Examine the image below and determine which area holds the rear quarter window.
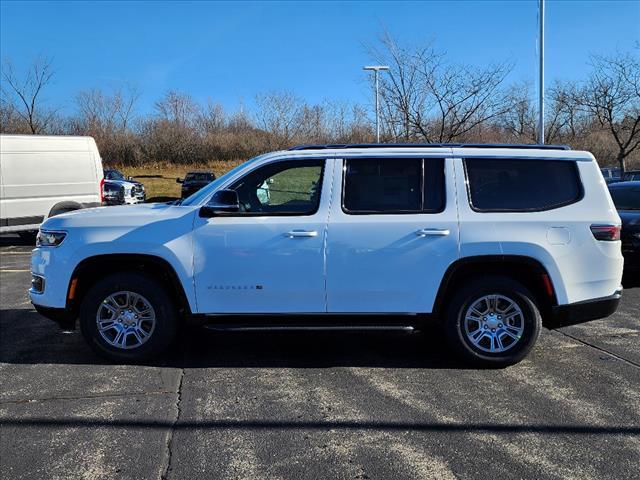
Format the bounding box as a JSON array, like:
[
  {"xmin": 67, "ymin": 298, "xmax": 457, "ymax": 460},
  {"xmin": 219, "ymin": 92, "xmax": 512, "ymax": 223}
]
[{"xmin": 464, "ymin": 158, "xmax": 583, "ymax": 212}]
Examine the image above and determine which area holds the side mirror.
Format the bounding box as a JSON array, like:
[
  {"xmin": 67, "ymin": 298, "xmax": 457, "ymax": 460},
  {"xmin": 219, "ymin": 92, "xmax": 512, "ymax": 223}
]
[
  {"xmin": 199, "ymin": 189, "xmax": 240, "ymax": 217},
  {"xmin": 176, "ymin": 178, "xmax": 184, "ymax": 184}
]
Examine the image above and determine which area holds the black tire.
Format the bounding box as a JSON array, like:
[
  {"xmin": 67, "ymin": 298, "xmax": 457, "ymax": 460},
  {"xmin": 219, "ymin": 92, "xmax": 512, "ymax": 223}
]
[
  {"xmin": 79, "ymin": 272, "xmax": 178, "ymax": 362},
  {"xmin": 49, "ymin": 207, "xmax": 77, "ymax": 217},
  {"xmin": 444, "ymin": 275, "xmax": 541, "ymax": 367}
]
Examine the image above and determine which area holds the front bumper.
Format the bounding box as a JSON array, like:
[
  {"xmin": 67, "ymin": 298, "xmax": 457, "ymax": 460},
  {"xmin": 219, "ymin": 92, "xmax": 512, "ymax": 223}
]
[
  {"xmin": 546, "ymin": 288, "xmax": 623, "ymax": 329},
  {"xmin": 124, "ymin": 194, "xmax": 146, "ymax": 204},
  {"xmin": 30, "ymin": 246, "xmax": 74, "ymax": 308},
  {"xmin": 103, "ymin": 196, "xmax": 124, "ymax": 206}
]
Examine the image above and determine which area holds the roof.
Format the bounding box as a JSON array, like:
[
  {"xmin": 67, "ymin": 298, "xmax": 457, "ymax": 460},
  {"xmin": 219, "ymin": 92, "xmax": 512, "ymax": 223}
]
[
  {"xmin": 289, "ymin": 143, "xmax": 571, "ymax": 151},
  {"xmin": 0, "ymin": 134, "xmax": 98, "ymax": 153}
]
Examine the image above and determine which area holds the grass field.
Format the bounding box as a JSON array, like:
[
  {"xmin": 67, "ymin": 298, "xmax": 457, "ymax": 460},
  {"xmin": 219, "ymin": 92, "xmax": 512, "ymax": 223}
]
[
  {"xmin": 115, "ymin": 160, "xmax": 243, "ymax": 201},
  {"xmin": 113, "ymin": 159, "xmax": 321, "ymax": 206}
]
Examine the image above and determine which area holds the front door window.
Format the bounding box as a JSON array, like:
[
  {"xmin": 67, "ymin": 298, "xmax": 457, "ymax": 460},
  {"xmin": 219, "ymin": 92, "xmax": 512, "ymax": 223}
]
[{"xmin": 229, "ymin": 160, "xmax": 324, "ymax": 215}]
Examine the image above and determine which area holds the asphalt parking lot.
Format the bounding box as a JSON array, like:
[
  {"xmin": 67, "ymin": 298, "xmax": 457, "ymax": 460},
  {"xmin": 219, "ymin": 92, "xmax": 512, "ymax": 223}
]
[{"xmin": 1, "ymin": 235, "xmax": 639, "ymax": 480}]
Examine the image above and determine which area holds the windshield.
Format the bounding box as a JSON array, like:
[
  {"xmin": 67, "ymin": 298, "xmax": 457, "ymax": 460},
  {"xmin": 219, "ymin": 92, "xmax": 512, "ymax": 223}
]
[
  {"xmin": 610, "ymin": 186, "xmax": 640, "ymax": 210},
  {"xmin": 185, "ymin": 172, "xmax": 214, "ymax": 182},
  {"xmin": 105, "ymin": 169, "xmax": 125, "ymax": 181},
  {"xmin": 179, "ymin": 154, "xmax": 268, "ymax": 206}
]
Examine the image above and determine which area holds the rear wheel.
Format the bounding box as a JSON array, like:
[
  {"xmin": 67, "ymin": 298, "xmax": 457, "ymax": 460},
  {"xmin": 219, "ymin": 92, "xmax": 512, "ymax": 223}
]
[
  {"xmin": 444, "ymin": 276, "xmax": 541, "ymax": 367},
  {"xmin": 49, "ymin": 207, "xmax": 78, "ymax": 217},
  {"xmin": 79, "ymin": 272, "xmax": 178, "ymax": 362}
]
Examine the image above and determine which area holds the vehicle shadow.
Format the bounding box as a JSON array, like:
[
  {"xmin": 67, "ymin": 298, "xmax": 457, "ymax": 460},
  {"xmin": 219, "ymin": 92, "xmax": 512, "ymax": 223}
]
[{"xmin": 0, "ymin": 308, "xmax": 467, "ymax": 369}]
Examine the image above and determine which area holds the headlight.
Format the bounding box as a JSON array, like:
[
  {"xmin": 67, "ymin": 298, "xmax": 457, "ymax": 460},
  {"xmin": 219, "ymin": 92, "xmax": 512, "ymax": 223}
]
[{"xmin": 36, "ymin": 230, "xmax": 67, "ymax": 247}]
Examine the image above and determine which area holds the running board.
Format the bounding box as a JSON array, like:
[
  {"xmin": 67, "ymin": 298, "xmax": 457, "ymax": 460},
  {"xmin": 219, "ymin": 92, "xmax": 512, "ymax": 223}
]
[{"xmin": 203, "ymin": 324, "xmax": 417, "ymax": 333}]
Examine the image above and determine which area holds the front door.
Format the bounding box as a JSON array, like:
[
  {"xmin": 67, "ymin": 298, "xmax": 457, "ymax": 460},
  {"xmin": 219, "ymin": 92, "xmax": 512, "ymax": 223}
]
[
  {"xmin": 326, "ymin": 156, "xmax": 459, "ymax": 313},
  {"xmin": 192, "ymin": 158, "xmax": 331, "ymax": 314}
]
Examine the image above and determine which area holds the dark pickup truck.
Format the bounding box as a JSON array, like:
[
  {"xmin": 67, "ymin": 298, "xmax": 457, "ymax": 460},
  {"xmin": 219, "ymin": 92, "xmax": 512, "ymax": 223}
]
[{"xmin": 177, "ymin": 171, "xmax": 216, "ymax": 199}]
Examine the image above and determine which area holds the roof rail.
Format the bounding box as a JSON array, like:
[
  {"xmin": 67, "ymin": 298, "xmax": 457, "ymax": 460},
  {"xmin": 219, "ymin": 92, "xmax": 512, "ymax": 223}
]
[{"xmin": 288, "ymin": 143, "xmax": 572, "ymax": 151}]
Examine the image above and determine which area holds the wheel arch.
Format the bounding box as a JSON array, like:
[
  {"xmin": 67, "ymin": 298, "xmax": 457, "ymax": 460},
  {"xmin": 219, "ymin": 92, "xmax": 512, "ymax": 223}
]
[
  {"xmin": 48, "ymin": 201, "xmax": 83, "ymax": 218},
  {"xmin": 67, "ymin": 253, "xmax": 193, "ymax": 319},
  {"xmin": 432, "ymin": 255, "xmax": 558, "ymax": 320}
]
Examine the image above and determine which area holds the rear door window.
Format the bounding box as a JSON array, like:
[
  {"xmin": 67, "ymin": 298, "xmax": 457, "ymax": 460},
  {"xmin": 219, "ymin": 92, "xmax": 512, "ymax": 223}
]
[
  {"xmin": 343, "ymin": 158, "xmax": 445, "ymax": 214},
  {"xmin": 464, "ymin": 159, "xmax": 582, "ymax": 212}
]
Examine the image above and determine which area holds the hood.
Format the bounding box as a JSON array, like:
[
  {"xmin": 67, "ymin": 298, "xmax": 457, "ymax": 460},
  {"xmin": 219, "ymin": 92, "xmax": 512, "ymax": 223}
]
[
  {"xmin": 41, "ymin": 203, "xmax": 192, "ymax": 231},
  {"xmin": 183, "ymin": 180, "xmax": 212, "ymax": 187},
  {"xmin": 105, "ymin": 179, "xmax": 143, "ymax": 188}
]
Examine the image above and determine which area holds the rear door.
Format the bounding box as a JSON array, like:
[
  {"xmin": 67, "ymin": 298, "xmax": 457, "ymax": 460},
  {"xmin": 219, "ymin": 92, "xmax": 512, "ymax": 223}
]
[{"xmin": 325, "ymin": 156, "xmax": 459, "ymax": 313}]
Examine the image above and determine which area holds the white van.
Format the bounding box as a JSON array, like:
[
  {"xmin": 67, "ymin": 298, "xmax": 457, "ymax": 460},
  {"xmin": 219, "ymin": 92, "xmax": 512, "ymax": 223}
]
[{"xmin": 0, "ymin": 135, "xmax": 104, "ymax": 238}]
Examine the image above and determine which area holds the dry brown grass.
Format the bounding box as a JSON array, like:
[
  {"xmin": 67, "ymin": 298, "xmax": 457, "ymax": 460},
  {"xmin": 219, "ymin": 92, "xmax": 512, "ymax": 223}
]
[{"xmin": 112, "ymin": 160, "xmax": 244, "ymax": 201}]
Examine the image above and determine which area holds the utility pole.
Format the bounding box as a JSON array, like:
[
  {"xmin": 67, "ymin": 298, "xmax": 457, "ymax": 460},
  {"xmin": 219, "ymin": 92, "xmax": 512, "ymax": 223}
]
[
  {"xmin": 364, "ymin": 65, "xmax": 389, "ymax": 143},
  {"xmin": 538, "ymin": 0, "xmax": 545, "ymax": 144}
]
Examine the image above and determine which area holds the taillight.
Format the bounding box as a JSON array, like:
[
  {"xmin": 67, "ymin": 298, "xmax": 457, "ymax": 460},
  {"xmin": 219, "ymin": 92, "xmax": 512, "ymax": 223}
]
[
  {"xmin": 590, "ymin": 224, "xmax": 621, "ymax": 241},
  {"xmin": 100, "ymin": 177, "xmax": 105, "ymax": 204}
]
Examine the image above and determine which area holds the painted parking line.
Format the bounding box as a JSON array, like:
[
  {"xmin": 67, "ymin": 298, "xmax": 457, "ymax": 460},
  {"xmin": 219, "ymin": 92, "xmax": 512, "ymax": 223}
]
[
  {"xmin": 0, "ymin": 252, "xmax": 32, "ymax": 255},
  {"xmin": 0, "ymin": 269, "xmax": 30, "ymax": 272}
]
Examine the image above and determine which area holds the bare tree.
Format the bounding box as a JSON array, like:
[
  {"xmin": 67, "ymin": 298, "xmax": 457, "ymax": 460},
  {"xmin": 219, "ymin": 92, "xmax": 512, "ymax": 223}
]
[
  {"xmin": 324, "ymin": 100, "xmax": 372, "ymax": 143},
  {"xmin": 0, "ymin": 98, "xmax": 25, "ymax": 133},
  {"xmin": 575, "ymin": 52, "xmax": 640, "ymax": 173},
  {"xmin": 76, "ymin": 85, "xmax": 139, "ymax": 133},
  {"xmin": 154, "ymin": 90, "xmax": 199, "ymax": 127},
  {"xmin": 198, "ymin": 100, "xmax": 226, "ymax": 134},
  {"xmin": 227, "ymin": 107, "xmax": 253, "ymax": 132},
  {"xmin": 372, "ymin": 34, "xmax": 513, "ymax": 143},
  {"xmin": 422, "ymin": 60, "xmax": 513, "ymax": 142},
  {"xmin": 371, "ymin": 33, "xmax": 430, "ymax": 140},
  {"xmin": 73, "ymin": 86, "xmax": 140, "ymax": 165},
  {"xmin": 501, "ymin": 82, "xmax": 537, "ymax": 142},
  {"xmin": 1, "ymin": 57, "xmax": 56, "ymax": 134},
  {"xmin": 255, "ymin": 91, "xmax": 305, "ymax": 148}
]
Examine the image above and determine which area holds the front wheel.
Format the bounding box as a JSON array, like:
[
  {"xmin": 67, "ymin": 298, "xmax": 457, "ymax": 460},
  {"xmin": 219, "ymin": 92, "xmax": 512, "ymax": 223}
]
[
  {"xmin": 79, "ymin": 272, "xmax": 178, "ymax": 362},
  {"xmin": 444, "ymin": 276, "xmax": 542, "ymax": 367}
]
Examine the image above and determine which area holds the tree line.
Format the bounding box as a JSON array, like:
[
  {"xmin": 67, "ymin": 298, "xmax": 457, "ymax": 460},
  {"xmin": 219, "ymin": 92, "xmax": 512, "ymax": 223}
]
[{"xmin": 2, "ymin": 37, "xmax": 639, "ymax": 171}]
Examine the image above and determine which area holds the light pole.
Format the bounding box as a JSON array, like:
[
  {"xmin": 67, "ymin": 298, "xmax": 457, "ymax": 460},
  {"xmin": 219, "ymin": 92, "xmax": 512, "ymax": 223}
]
[
  {"xmin": 364, "ymin": 65, "xmax": 389, "ymax": 143},
  {"xmin": 538, "ymin": 0, "xmax": 545, "ymax": 144}
]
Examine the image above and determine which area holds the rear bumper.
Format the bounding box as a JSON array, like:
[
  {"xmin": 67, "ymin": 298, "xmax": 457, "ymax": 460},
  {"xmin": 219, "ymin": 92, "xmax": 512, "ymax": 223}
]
[{"xmin": 546, "ymin": 288, "xmax": 622, "ymax": 329}]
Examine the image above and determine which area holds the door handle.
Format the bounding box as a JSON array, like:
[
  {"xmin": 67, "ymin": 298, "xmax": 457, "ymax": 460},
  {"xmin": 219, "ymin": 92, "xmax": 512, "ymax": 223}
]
[
  {"xmin": 416, "ymin": 228, "xmax": 450, "ymax": 237},
  {"xmin": 285, "ymin": 230, "xmax": 318, "ymax": 238}
]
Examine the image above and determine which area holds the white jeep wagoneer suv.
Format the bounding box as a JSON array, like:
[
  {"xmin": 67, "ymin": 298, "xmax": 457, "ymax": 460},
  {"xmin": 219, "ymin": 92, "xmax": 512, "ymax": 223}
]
[{"xmin": 30, "ymin": 144, "xmax": 624, "ymax": 366}]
